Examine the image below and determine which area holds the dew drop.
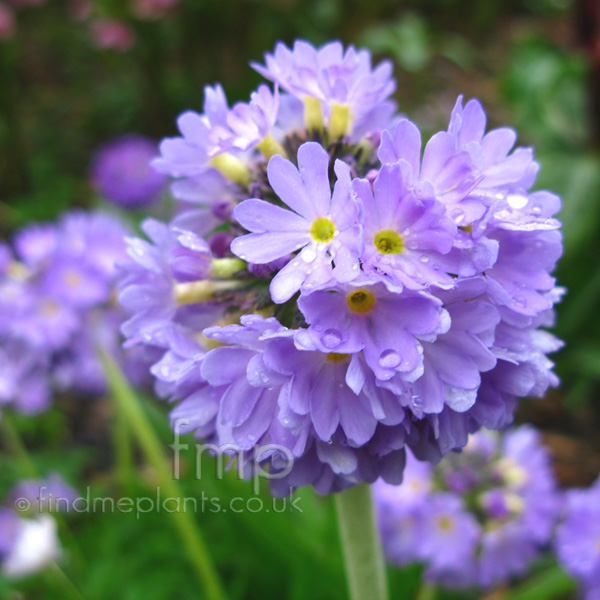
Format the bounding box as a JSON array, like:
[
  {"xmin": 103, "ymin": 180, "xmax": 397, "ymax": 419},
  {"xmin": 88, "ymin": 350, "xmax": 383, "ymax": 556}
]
[
  {"xmin": 303, "ymin": 248, "xmax": 317, "ymax": 263},
  {"xmin": 507, "ymin": 194, "xmax": 528, "ymax": 209},
  {"xmin": 379, "ymin": 349, "xmax": 401, "ymax": 368},
  {"xmin": 411, "ymin": 394, "xmax": 423, "ymax": 408},
  {"xmin": 451, "ymin": 208, "xmax": 465, "ymax": 225},
  {"xmin": 419, "ymin": 255, "xmax": 430, "ymax": 263},
  {"xmin": 514, "ymin": 295, "xmax": 527, "ymax": 308},
  {"xmin": 322, "ymin": 328, "xmax": 342, "ymax": 349},
  {"xmin": 292, "ymin": 261, "xmax": 300, "ymax": 267}
]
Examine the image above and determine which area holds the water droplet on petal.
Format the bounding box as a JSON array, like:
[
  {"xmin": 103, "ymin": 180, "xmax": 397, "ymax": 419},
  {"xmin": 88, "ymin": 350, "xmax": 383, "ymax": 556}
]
[
  {"xmin": 379, "ymin": 349, "xmax": 401, "ymax": 369},
  {"xmin": 507, "ymin": 194, "xmax": 528, "ymax": 209},
  {"xmin": 419, "ymin": 255, "xmax": 430, "ymax": 263},
  {"xmin": 411, "ymin": 394, "xmax": 423, "ymax": 408},
  {"xmin": 303, "ymin": 248, "xmax": 317, "ymax": 263},
  {"xmin": 514, "ymin": 295, "xmax": 527, "ymax": 308},
  {"xmin": 322, "ymin": 328, "xmax": 342, "ymax": 349},
  {"xmin": 451, "ymin": 208, "xmax": 465, "ymax": 225}
]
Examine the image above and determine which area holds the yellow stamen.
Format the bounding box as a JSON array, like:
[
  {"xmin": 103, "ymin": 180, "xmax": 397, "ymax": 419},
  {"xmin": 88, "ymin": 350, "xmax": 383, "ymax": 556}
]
[
  {"xmin": 374, "ymin": 230, "xmax": 404, "ymax": 254},
  {"xmin": 328, "ymin": 103, "xmax": 352, "ymax": 139},
  {"xmin": 326, "ymin": 353, "xmax": 350, "ymax": 363},
  {"xmin": 210, "ymin": 258, "xmax": 246, "ymax": 279},
  {"xmin": 310, "ymin": 217, "xmax": 335, "ymax": 243},
  {"xmin": 303, "ymin": 97, "xmax": 324, "ymax": 132},
  {"xmin": 256, "ymin": 134, "xmax": 287, "ymax": 161},
  {"xmin": 210, "ymin": 153, "xmax": 251, "ymax": 186},
  {"xmin": 174, "ymin": 280, "xmax": 241, "ymax": 306}
]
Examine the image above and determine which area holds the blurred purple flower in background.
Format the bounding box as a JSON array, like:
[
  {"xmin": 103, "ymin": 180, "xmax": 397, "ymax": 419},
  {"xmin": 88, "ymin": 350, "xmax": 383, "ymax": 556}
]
[
  {"xmin": 375, "ymin": 426, "xmax": 562, "ymax": 590},
  {"xmin": 90, "ymin": 135, "xmax": 167, "ymax": 208},
  {"xmin": 0, "ymin": 210, "xmax": 154, "ymax": 416},
  {"xmin": 556, "ymin": 476, "xmax": 600, "ymax": 600}
]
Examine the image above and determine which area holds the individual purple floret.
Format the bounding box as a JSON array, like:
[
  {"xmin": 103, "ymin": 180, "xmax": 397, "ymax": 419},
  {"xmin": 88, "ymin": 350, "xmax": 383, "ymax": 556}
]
[
  {"xmin": 354, "ymin": 164, "xmax": 457, "ymax": 290},
  {"xmin": 90, "ymin": 135, "xmax": 167, "ymax": 208},
  {"xmin": 298, "ymin": 278, "xmax": 448, "ymax": 381},
  {"xmin": 231, "ymin": 141, "xmax": 362, "ymax": 302},
  {"xmin": 122, "ymin": 39, "xmax": 563, "ymax": 497},
  {"xmin": 556, "ymin": 477, "xmax": 600, "ymax": 600},
  {"xmin": 375, "ymin": 426, "xmax": 562, "ymax": 590},
  {"xmin": 252, "ymin": 40, "xmax": 396, "ymax": 138}
]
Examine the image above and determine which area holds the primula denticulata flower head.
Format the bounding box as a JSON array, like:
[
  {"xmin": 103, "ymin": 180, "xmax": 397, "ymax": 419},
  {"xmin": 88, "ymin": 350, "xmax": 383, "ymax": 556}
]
[
  {"xmin": 375, "ymin": 426, "xmax": 562, "ymax": 590},
  {"xmin": 120, "ymin": 38, "xmax": 564, "ymax": 495}
]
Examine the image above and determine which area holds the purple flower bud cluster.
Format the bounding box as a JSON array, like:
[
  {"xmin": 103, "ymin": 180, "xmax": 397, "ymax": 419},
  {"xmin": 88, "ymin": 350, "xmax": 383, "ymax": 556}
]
[
  {"xmin": 0, "ymin": 210, "xmax": 154, "ymax": 415},
  {"xmin": 90, "ymin": 135, "xmax": 167, "ymax": 208},
  {"xmin": 375, "ymin": 426, "xmax": 562, "ymax": 589},
  {"xmin": 556, "ymin": 476, "xmax": 600, "ymax": 600},
  {"xmin": 119, "ymin": 39, "xmax": 564, "ymax": 494}
]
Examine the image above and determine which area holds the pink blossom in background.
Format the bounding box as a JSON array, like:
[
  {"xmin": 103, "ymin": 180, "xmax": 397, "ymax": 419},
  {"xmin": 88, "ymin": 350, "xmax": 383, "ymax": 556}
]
[
  {"xmin": 8, "ymin": 0, "xmax": 46, "ymax": 7},
  {"xmin": 69, "ymin": 0, "xmax": 91, "ymax": 21},
  {"xmin": 0, "ymin": 3, "xmax": 15, "ymax": 40},
  {"xmin": 132, "ymin": 0, "xmax": 179, "ymax": 19},
  {"xmin": 90, "ymin": 18, "xmax": 135, "ymax": 52}
]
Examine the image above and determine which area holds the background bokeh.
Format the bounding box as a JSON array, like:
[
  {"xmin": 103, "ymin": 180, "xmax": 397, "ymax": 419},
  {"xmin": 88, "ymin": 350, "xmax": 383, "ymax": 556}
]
[{"xmin": 0, "ymin": 0, "xmax": 599, "ymax": 598}]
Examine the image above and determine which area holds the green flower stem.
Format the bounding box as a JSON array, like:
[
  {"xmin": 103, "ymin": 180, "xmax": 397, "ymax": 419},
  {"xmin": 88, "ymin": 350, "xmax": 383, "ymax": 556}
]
[
  {"xmin": 415, "ymin": 582, "xmax": 437, "ymax": 600},
  {"xmin": 335, "ymin": 483, "xmax": 389, "ymax": 600},
  {"xmin": 99, "ymin": 350, "xmax": 227, "ymax": 600},
  {"xmin": 43, "ymin": 563, "xmax": 85, "ymax": 600},
  {"xmin": 1, "ymin": 414, "xmax": 37, "ymax": 478},
  {"xmin": 113, "ymin": 404, "xmax": 135, "ymax": 495},
  {"xmin": 503, "ymin": 566, "xmax": 576, "ymax": 600}
]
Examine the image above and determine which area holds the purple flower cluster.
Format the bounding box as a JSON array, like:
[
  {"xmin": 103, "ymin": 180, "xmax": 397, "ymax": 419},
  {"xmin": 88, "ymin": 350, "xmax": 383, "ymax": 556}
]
[
  {"xmin": 375, "ymin": 426, "xmax": 562, "ymax": 589},
  {"xmin": 120, "ymin": 39, "xmax": 563, "ymax": 494},
  {"xmin": 0, "ymin": 210, "xmax": 153, "ymax": 415},
  {"xmin": 90, "ymin": 135, "xmax": 167, "ymax": 208},
  {"xmin": 556, "ymin": 477, "xmax": 600, "ymax": 600}
]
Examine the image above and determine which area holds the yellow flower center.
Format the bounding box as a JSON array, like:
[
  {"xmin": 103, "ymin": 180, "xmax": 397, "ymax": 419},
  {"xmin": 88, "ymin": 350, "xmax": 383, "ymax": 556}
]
[
  {"xmin": 65, "ymin": 271, "xmax": 82, "ymax": 288},
  {"xmin": 374, "ymin": 230, "xmax": 403, "ymax": 254},
  {"xmin": 347, "ymin": 289, "xmax": 376, "ymax": 314},
  {"xmin": 436, "ymin": 515, "xmax": 454, "ymax": 532},
  {"xmin": 310, "ymin": 217, "xmax": 336, "ymax": 243},
  {"xmin": 40, "ymin": 300, "xmax": 59, "ymax": 317}
]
